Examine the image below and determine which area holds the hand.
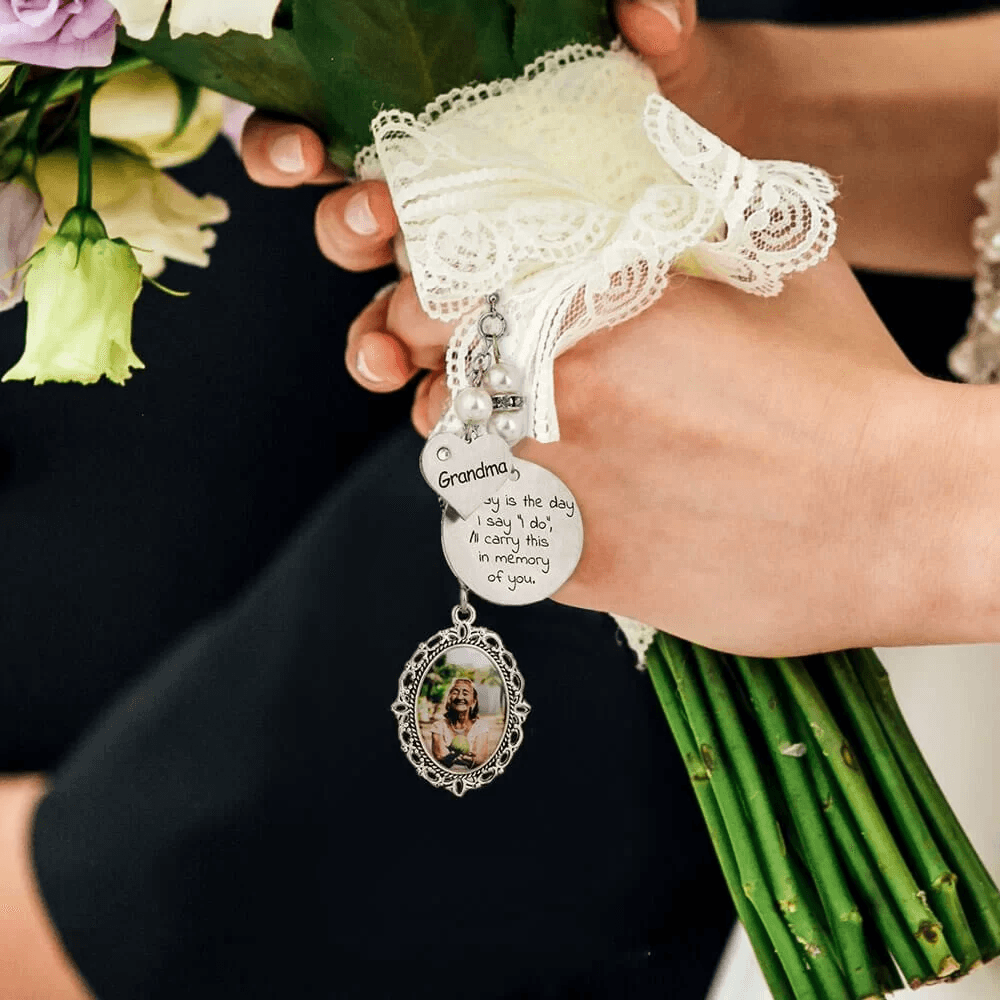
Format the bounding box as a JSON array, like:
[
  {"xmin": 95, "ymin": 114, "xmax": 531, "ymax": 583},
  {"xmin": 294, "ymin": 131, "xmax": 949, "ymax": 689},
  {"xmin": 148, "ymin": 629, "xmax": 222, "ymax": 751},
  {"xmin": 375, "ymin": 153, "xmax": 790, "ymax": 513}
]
[
  {"xmin": 236, "ymin": 0, "xmax": 740, "ymax": 398},
  {"xmin": 253, "ymin": 116, "xmax": 980, "ymax": 655},
  {"xmin": 0, "ymin": 773, "xmax": 94, "ymax": 998},
  {"xmin": 236, "ymin": 8, "xmax": 997, "ymax": 654},
  {"xmin": 389, "ymin": 253, "xmax": 963, "ymax": 658},
  {"xmin": 614, "ymin": 0, "xmax": 763, "ymax": 155}
]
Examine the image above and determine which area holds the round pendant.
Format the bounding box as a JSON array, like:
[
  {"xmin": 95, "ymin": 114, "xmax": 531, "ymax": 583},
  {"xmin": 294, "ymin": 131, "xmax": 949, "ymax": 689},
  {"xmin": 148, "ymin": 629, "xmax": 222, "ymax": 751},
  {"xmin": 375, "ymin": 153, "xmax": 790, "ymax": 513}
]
[
  {"xmin": 441, "ymin": 459, "xmax": 583, "ymax": 606},
  {"xmin": 391, "ymin": 603, "xmax": 530, "ymax": 796}
]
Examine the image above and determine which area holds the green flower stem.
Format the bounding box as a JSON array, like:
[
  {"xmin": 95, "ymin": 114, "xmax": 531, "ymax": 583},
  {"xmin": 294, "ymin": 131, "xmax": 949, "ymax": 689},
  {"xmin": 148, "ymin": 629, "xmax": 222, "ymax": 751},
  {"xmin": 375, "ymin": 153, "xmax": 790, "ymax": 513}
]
[
  {"xmin": 795, "ymin": 698, "xmax": 933, "ymax": 988},
  {"xmin": 1, "ymin": 54, "xmax": 152, "ymax": 117},
  {"xmin": 849, "ymin": 646, "xmax": 1000, "ymax": 962},
  {"xmin": 0, "ymin": 70, "xmax": 65, "ymax": 183},
  {"xmin": 818, "ymin": 652, "xmax": 980, "ymax": 973},
  {"xmin": 75, "ymin": 69, "xmax": 95, "ymax": 211},
  {"xmin": 732, "ymin": 655, "xmax": 881, "ymax": 1000},
  {"xmin": 690, "ymin": 644, "xmax": 852, "ymax": 1000},
  {"xmin": 655, "ymin": 634, "xmax": 824, "ymax": 1000},
  {"xmin": 18, "ymin": 71, "xmax": 65, "ymax": 149},
  {"xmin": 645, "ymin": 643, "xmax": 796, "ymax": 1000},
  {"xmin": 775, "ymin": 657, "xmax": 960, "ymax": 980}
]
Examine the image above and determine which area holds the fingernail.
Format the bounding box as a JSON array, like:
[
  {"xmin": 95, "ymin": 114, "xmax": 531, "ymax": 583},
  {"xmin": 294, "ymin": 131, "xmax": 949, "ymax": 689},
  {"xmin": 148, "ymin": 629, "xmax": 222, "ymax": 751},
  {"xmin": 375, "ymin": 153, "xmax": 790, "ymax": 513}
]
[
  {"xmin": 427, "ymin": 377, "xmax": 449, "ymax": 420},
  {"xmin": 371, "ymin": 280, "xmax": 398, "ymax": 303},
  {"xmin": 355, "ymin": 344, "xmax": 386, "ymax": 385},
  {"xmin": 345, "ymin": 190, "xmax": 379, "ymax": 236},
  {"xmin": 638, "ymin": 0, "xmax": 682, "ymax": 32},
  {"xmin": 269, "ymin": 132, "xmax": 305, "ymax": 173}
]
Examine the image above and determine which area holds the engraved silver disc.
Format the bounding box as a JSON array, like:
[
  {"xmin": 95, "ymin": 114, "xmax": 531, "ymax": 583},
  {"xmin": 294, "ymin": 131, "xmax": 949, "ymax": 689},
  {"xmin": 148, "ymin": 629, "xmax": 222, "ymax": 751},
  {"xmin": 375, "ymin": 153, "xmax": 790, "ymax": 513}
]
[
  {"xmin": 391, "ymin": 603, "xmax": 529, "ymax": 796},
  {"xmin": 441, "ymin": 459, "xmax": 583, "ymax": 606}
]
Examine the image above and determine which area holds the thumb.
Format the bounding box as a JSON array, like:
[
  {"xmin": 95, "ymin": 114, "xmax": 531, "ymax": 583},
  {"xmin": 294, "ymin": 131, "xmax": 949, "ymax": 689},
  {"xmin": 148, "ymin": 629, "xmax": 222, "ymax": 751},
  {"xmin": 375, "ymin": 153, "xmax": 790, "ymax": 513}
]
[{"xmin": 614, "ymin": 0, "xmax": 698, "ymax": 77}]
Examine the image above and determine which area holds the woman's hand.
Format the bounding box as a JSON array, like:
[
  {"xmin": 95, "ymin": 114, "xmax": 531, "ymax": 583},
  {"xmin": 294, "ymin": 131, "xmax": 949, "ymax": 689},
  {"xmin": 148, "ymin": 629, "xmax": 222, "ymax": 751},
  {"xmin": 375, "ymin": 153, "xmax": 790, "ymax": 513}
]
[
  {"xmin": 237, "ymin": 5, "xmax": 1000, "ymax": 654},
  {"xmin": 236, "ymin": 0, "xmax": 744, "ymax": 283},
  {"xmin": 240, "ymin": 2, "xmax": 1000, "ymax": 277},
  {"xmin": 244, "ymin": 125, "xmax": 991, "ymax": 655},
  {"xmin": 0, "ymin": 774, "xmax": 95, "ymax": 998},
  {"xmin": 351, "ymin": 250, "xmax": 972, "ymax": 658},
  {"xmin": 236, "ymin": 0, "xmax": 717, "ymax": 395}
]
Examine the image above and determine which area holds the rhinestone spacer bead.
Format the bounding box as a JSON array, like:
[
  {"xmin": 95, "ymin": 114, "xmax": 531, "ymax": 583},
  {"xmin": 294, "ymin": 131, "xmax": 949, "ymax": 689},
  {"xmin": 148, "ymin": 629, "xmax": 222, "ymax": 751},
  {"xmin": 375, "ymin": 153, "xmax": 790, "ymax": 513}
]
[{"xmin": 491, "ymin": 394, "xmax": 524, "ymax": 411}]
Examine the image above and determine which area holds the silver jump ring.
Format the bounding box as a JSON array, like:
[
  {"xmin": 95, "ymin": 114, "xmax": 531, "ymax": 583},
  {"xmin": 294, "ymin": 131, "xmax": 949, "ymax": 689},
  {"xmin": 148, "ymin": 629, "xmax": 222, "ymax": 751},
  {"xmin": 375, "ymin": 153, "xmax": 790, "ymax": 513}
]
[
  {"xmin": 478, "ymin": 311, "xmax": 507, "ymax": 340},
  {"xmin": 452, "ymin": 592, "xmax": 476, "ymax": 626}
]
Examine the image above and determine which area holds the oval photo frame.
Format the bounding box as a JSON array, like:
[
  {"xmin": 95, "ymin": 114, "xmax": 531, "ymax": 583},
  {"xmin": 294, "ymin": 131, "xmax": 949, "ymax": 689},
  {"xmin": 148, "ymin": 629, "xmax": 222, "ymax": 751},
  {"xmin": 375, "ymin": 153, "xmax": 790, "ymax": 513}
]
[{"xmin": 391, "ymin": 606, "xmax": 530, "ymax": 796}]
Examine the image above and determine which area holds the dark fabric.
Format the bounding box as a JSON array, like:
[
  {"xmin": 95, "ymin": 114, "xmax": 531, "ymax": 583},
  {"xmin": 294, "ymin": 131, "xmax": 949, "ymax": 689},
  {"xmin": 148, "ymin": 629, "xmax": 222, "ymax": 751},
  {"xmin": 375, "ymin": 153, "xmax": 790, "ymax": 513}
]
[
  {"xmin": 701, "ymin": 0, "xmax": 990, "ymax": 23},
  {"xmin": 32, "ymin": 427, "xmax": 734, "ymax": 1000},
  {"xmin": 0, "ymin": 139, "xmax": 409, "ymax": 772}
]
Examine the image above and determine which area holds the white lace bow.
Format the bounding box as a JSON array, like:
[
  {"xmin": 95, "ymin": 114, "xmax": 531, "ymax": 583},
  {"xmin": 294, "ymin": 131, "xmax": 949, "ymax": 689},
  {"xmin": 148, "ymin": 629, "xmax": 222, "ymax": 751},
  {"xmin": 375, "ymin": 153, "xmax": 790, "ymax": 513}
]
[
  {"xmin": 356, "ymin": 40, "xmax": 837, "ymax": 446},
  {"xmin": 356, "ymin": 40, "xmax": 838, "ymax": 664}
]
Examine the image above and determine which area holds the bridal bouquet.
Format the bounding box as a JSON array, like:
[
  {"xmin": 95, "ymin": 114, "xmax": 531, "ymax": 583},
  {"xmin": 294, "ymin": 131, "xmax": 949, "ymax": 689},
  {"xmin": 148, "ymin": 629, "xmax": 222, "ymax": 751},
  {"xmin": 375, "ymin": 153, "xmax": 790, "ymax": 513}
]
[{"xmin": 1, "ymin": 3, "xmax": 998, "ymax": 998}]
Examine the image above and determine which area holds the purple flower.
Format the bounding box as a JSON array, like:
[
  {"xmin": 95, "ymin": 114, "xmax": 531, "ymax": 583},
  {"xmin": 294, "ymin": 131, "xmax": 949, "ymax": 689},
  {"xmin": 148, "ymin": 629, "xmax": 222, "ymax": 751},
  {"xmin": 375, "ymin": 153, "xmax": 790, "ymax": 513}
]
[
  {"xmin": 220, "ymin": 97, "xmax": 253, "ymax": 155},
  {"xmin": 0, "ymin": 177, "xmax": 45, "ymax": 312},
  {"xmin": 0, "ymin": 0, "xmax": 118, "ymax": 69}
]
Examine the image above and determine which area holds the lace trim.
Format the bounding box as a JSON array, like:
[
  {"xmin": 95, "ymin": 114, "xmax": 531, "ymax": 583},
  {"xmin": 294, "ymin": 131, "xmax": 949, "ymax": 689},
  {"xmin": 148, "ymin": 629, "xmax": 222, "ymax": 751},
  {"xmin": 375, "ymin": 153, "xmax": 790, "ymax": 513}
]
[
  {"xmin": 356, "ymin": 40, "xmax": 838, "ymax": 444},
  {"xmin": 950, "ymin": 149, "xmax": 1000, "ymax": 382},
  {"xmin": 612, "ymin": 615, "xmax": 658, "ymax": 670}
]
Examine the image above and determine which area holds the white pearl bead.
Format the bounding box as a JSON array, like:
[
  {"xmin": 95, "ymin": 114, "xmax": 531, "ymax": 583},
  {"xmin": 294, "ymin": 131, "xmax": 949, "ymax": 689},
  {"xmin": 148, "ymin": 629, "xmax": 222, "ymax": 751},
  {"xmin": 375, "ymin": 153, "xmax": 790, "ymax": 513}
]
[
  {"xmin": 484, "ymin": 363, "xmax": 518, "ymax": 394},
  {"xmin": 489, "ymin": 411, "xmax": 523, "ymax": 443},
  {"xmin": 438, "ymin": 409, "xmax": 466, "ymax": 435},
  {"xmin": 454, "ymin": 387, "xmax": 493, "ymax": 424}
]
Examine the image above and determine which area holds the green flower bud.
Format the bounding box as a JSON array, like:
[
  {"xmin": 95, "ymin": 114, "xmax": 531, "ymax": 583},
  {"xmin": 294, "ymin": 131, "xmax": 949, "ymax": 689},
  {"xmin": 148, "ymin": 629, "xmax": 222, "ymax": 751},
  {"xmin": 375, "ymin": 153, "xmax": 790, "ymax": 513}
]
[{"xmin": 3, "ymin": 206, "xmax": 143, "ymax": 386}]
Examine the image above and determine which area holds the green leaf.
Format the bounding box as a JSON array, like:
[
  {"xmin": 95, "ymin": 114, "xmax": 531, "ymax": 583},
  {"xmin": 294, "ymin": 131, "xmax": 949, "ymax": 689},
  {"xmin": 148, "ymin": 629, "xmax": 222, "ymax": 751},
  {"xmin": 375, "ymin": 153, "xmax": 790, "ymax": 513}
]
[
  {"xmin": 509, "ymin": 0, "xmax": 613, "ymax": 67},
  {"xmin": 168, "ymin": 75, "xmax": 201, "ymax": 141},
  {"xmin": 12, "ymin": 64, "xmax": 31, "ymax": 96},
  {"xmin": 291, "ymin": 0, "xmax": 517, "ymax": 156},
  {"xmin": 117, "ymin": 25, "xmax": 332, "ymax": 138},
  {"xmin": 117, "ymin": 1, "xmax": 613, "ymax": 172}
]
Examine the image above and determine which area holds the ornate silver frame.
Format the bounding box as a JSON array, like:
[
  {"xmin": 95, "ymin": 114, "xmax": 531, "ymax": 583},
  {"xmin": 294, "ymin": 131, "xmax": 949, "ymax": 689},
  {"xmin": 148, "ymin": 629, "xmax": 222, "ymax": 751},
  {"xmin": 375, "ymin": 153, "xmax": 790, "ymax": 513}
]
[{"xmin": 391, "ymin": 604, "xmax": 530, "ymax": 796}]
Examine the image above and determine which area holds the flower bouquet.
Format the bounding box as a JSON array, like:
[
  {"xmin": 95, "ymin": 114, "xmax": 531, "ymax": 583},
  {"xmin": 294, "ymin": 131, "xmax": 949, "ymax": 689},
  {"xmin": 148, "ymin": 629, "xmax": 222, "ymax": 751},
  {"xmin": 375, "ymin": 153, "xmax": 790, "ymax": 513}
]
[{"xmin": 1, "ymin": 2, "xmax": 998, "ymax": 998}]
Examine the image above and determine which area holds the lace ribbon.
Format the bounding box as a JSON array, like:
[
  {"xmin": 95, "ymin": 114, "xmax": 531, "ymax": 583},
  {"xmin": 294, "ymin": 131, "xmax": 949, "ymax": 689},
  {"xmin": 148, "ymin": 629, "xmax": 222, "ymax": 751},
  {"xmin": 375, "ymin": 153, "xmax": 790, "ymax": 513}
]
[
  {"xmin": 950, "ymin": 149, "xmax": 1000, "ymax": 382},
  {"xmin": 356, "ymin": 40, "xmax": 837, "ymax": 444},
  {"xmin": 356, "ymin": 40, "xmax": 838, "ymax": 664}
]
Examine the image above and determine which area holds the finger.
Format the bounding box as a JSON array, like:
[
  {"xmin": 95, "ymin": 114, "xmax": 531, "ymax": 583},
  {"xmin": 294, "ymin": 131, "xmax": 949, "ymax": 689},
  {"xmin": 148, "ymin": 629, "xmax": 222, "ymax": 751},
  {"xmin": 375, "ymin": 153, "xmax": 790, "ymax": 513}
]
[
  {"xmin": 615, "ymin": 0, "xmax": 696, "ymax": 62},
  {"xmin": 241, "ymin": 113, "xmax": 344, "ymax": 188},
  {"xmin": 384, "ymin": 277, "xmax": 454, "ymax": 370},
  {"xmin": 314, "ymin": 181, "xmax": 399, "ymax": 272},
  {"xmin": 411, "ymin": 369, "xmax": 449, "ymax": 437},
  {"xmin": 345, "ymin": 283, "xmax": 419, "ymax": 392}
]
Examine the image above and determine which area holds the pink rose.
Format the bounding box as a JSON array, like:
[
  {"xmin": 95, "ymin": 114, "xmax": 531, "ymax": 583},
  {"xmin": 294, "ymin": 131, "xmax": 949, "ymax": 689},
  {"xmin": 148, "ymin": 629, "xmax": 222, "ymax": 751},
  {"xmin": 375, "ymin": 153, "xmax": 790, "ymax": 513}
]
[{"xmin": 0, "ymin": 0, "xmax": 118, "ymax": 69}]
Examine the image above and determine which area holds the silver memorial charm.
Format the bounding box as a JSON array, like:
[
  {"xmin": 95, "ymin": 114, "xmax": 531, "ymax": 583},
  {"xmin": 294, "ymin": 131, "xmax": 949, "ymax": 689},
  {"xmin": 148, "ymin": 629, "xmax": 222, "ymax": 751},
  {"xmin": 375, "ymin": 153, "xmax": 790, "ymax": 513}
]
[
  {"xmin": 441, "ymin": 459, "xmax": 583, "ymax": 606},
  {"xmin": 398, "ymin": 291, "xmax": 582, "ymax": 792},
  {"xmin": 392, "ymin": 599, "xmax": 530, "ymax": 796},
  {"xmin": 419, "ymin": 432, "xmax": 512, "ymax": 519}
]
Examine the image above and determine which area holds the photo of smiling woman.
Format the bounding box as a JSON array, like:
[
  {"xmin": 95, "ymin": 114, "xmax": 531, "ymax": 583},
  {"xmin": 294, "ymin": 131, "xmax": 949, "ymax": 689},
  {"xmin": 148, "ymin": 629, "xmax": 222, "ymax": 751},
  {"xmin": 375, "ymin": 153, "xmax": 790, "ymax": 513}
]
[{"xmin": 418, "ymin": 649, "xmax": 506, "ymax": 773}]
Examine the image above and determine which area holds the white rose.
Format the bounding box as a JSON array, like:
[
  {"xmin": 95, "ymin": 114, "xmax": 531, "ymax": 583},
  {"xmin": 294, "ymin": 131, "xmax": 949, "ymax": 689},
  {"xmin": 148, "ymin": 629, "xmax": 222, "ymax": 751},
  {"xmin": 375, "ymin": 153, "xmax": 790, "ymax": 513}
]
[
  {"xmin": 110, "ymin": 0, "xmax": 281, "ymax": 41},
  {"xmin": 90, "ymin": 64, "xmax": 226, "ymax": 169},
  {"xmin": 35, "ymin": 147, "xmax": 229, "ymax": 278}
]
